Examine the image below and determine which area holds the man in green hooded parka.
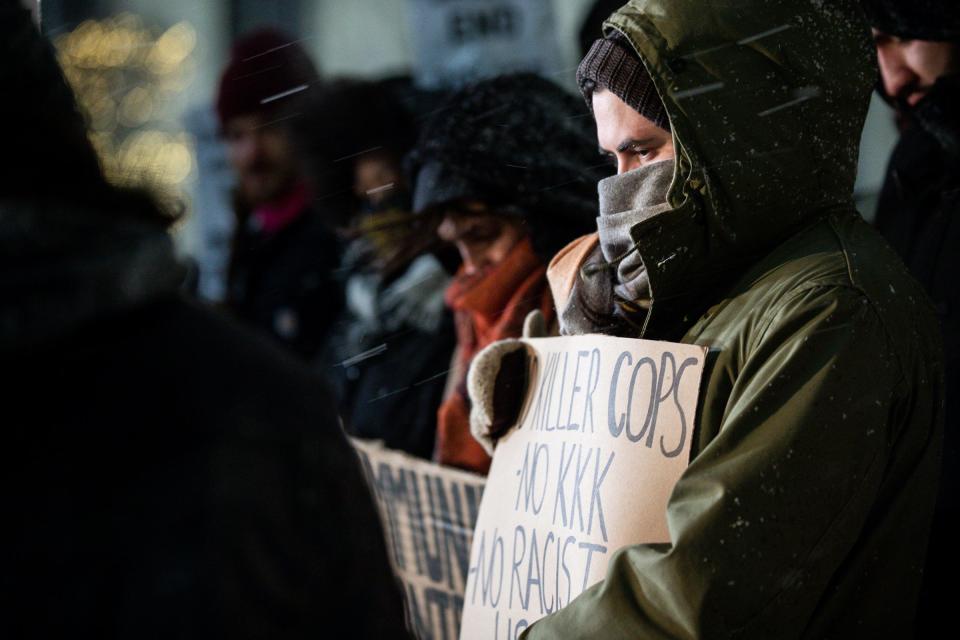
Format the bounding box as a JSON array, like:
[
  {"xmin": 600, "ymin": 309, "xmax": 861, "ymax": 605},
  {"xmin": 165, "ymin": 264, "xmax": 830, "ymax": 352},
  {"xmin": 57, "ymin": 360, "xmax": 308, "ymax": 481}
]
[{"xmin": 471, "ymin": 1, "xmax": 945, "ymax": 637}]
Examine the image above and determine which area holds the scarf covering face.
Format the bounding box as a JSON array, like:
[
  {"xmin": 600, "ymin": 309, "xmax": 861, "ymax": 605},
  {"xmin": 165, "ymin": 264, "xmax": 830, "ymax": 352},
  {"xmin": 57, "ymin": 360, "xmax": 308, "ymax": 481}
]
[
  {"xmin": 344, "ymin": 253, "xmax": 450, "ymax": 348},
  {"xmin": 550, "ymin": 159, "xmax": 673, "ymax": 335},
  {"xmin": 597, "ymin": 158, "xmax": 674, "ymax": 302},
  {"xmin": 435, "ymin": 236, "xmax": 553, "ymax": 473}
]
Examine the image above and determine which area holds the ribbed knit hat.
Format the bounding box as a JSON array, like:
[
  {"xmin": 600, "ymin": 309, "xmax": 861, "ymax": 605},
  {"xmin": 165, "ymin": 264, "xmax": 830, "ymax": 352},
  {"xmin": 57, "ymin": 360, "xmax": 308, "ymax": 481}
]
[
  {"xmin": 577, "ymin": 34, "xmax": 670, "ymax": 131},
  {"xmin": 216, "ymin": 28, "xmax": 319, "ymax": 127}
]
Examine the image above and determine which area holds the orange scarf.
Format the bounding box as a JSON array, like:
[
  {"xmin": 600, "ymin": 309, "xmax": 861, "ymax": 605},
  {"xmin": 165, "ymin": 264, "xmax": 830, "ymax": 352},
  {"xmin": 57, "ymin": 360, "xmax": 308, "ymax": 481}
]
[{"xmin": 435, "ymin": 237, "xmax": 554, "ymax": 474}]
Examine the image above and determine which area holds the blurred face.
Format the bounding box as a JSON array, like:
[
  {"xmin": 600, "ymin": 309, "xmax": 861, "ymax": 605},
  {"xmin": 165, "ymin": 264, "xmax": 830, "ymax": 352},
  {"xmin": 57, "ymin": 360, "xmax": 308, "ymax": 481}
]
[
  {"xmin": 437, "ymin": 204, "xmax": 526, "ymax": 276},
  {"xmin": 223, "ymin": 114, "xmax": 300, "ymax": 206},
  {"xmin": 354, "ymin": 151, "xmax": 404, "ymax": 208},
  {"xmin": 593, "ymin": 89, "xmax": 674, "ymax": 175},
  {"xmin": 873, "ymin": 30, "xmax": 959, "ymax": 108}
]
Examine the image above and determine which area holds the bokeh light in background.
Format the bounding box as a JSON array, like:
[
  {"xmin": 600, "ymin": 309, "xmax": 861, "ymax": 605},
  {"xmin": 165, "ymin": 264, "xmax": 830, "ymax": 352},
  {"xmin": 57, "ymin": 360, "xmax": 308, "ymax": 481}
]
[{"xmin": 54, "ymin": 13, "xmax": 197, "ymax": 208}]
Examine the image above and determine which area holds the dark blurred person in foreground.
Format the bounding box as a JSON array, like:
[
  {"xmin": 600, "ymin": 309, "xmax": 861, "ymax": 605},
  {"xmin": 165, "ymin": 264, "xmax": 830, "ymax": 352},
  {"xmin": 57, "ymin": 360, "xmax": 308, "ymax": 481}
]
[
  {"xmin": 407, "ymin": 73, "xmax": 609, "ymax": 474},
  {"xmin": 0, "ymin": 4, "xmax": 406, "ymax": 637},
  {"xmin": 303, "ymin": 79, "xmax": 455, "ymax": 459},
  {"xmin": 863, "ymin": 0, "xmax": 960, "ymax": 633},
  {"xmin": 217, "ymin": 28, "xmax": 343, "ymax": 358}
]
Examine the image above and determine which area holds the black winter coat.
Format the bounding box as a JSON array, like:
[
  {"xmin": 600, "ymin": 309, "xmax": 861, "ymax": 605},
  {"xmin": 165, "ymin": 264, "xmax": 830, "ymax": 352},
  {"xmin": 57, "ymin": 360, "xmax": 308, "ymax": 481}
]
[
  {"xmin": 228, "ymin": 204, "xmax": 344, "ymax": 359},
  {"xmin": 0, "ymin": 6, "xmax": 399, "ymax": 634},
  {"xmin": 3, "ymin": 295, "xmax": 408, "ymax": 639},
  {"xmin": 875, "ymin": 71, "xmax": 960, "ymax": 634},
  {"xmin": 321, "ymin": 254, "xmax": 455, "ymax": 460}
]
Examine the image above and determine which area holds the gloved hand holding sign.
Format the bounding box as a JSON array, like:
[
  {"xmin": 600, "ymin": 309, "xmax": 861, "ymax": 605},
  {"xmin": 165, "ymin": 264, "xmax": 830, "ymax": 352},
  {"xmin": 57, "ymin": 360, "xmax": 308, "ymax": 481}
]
[{"xmin": 467, "ymin": 310, "xmax": 546, "ymax": 453}]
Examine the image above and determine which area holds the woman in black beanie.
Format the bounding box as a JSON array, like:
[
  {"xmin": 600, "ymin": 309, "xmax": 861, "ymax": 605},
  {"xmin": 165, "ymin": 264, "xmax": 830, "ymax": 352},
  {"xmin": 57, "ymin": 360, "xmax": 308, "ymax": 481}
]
[{"xmin": 407, "ymin": 72, "xmax": 610, "ymax": 473}]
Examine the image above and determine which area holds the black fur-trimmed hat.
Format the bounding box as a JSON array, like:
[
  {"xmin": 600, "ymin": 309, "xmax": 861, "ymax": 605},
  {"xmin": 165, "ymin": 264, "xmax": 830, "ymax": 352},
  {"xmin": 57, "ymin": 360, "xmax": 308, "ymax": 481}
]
[
  {"xmin": 577, "ymin": 33, "xmax": 670, "ymax": 131},
  {"xmin": 408, "ymin": 73, "xmax": 610, "ymax": 260}
]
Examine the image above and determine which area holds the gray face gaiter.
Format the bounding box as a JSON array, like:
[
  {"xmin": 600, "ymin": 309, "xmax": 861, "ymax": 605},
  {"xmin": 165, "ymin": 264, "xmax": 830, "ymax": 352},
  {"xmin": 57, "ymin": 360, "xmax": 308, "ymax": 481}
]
[
  {"xmin": 595, "ymin": 158, "xmax": 673, "ymax": 304},
  {"xmin": 556, "ymin": 159, "xmax": 673, "ymax": 336}
]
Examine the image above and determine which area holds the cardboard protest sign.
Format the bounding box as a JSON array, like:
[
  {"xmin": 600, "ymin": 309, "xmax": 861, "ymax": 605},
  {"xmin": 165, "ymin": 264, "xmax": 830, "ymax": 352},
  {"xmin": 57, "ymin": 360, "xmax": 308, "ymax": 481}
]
[
  {"xmin": 459, "ymin": 336, "xmax": 708, "ymax": 639},
  {"xmin": 352, "ymin": 439, "xmax": 486, "ymax": 640}
]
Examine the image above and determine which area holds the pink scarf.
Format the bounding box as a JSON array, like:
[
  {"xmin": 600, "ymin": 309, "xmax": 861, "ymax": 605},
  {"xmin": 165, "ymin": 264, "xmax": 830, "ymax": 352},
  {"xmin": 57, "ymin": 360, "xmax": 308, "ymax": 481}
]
[{"xmin": 252, "ymin": 182, "xmax": 310, "ymax": 235}]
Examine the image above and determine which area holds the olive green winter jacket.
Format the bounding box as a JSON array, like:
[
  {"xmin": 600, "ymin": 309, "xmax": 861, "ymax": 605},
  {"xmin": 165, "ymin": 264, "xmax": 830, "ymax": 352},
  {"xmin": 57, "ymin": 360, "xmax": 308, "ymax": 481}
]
[{"xmin": 523, "ymin": 1, "xmax": 944, "ymax": 638}]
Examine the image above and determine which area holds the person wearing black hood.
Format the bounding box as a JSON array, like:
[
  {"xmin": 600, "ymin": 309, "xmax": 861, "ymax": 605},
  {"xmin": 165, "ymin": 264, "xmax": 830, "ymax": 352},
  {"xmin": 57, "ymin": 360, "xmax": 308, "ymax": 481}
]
[
  {"xmin": 302, "ymin": 78, "xmax": 457, "ymax": 460},
  {"xmin": 0, "ymin": 4, "xmax": 407, "ymax": 637},
  {"xmin": 862, "ymin": 0, "xmax": 960, "ymax": 633},
  {"xmin": 407, "ymin": 73, "xmax": 611, "ymax": 474}
]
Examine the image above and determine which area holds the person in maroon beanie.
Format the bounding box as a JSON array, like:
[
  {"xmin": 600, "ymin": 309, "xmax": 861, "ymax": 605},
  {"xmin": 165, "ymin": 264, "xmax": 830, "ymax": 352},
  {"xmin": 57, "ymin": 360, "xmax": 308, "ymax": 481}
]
[{"xmin": 217, "ymin": 29, "xmax": 343, "ymax": 358}]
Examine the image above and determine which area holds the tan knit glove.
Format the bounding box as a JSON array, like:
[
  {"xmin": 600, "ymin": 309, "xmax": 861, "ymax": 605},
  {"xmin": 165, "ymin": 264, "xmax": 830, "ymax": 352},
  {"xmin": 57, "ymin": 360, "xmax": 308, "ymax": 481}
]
[{"xmin": 467, "ymin": 310, "xmax": 547, "ymax": 454}]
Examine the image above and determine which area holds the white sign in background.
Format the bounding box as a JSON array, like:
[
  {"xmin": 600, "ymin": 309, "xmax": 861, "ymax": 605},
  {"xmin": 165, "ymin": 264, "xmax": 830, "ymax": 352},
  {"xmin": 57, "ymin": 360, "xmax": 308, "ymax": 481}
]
[{"xmin": 408, "ymin": 0, "xmax": 562, "ymax": 90}]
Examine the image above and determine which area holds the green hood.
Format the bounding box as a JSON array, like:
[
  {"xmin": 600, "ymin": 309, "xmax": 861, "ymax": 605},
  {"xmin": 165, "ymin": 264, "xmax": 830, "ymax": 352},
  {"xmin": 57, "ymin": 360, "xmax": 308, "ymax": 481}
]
[{"xmin": 603, "ymin": 0, "xmax": 875, "ymax": 335}]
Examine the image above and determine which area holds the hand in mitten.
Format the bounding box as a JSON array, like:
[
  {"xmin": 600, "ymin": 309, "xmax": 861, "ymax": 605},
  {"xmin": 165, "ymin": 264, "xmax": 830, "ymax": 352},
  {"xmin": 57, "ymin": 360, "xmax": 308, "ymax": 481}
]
[{"xmin": 468, "ymin": 310, "xmax": 547, "ymax": 454}]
